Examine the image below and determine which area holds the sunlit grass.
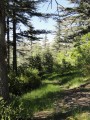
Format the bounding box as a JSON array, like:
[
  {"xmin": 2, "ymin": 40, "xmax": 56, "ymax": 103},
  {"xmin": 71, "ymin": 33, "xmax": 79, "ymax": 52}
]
[
  {"xmin": 12, "ymin": 71, "xmax": 90, "ymax": 119},
  {"xmin": 21, "ymin": 84, "xmax": 60, "ymax": 100},
  {"xmin": 66, "ymin": 76, "xmax": 88, "ymax": 89},
  {"xmin": 67, "ymin": 112, "xmax": 90, "ymax": 120},
  {"xmin": 16, "ymin": 84, "xmax": 61, "ymax": 117}
]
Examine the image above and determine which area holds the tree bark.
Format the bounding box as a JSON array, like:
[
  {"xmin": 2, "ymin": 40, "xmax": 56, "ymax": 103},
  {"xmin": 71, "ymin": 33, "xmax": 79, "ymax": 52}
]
[
  {"xmin": 0, "ymin": 0, "xmax": 9, "ymax": 101},
  {"xmin": 7, "ymin": 16, "xmax": 10, "ymax": 71},
  {"xmin": 13, "ymin": 2, "xmax": 17, "ymax": 74}
]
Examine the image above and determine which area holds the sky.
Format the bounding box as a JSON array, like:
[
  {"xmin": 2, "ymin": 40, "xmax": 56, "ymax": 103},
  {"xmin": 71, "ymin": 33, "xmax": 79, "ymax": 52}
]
[{"xmin": 31, "ymin": 0, "xmax": 74, "ymax": 42}]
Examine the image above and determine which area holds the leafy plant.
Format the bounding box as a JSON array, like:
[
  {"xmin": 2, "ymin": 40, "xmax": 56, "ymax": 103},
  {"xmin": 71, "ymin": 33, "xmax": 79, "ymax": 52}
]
[
  {"xmin": 8, "ymin": 68, "xmax": 41, "ymax": 95},
  {"xmin": 42, "ymin": 51, "xmax": 54, "ymax": 73}
]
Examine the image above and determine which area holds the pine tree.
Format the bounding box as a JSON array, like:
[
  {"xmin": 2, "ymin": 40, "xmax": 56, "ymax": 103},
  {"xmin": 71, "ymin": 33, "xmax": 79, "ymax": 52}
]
[
  {"xmin": 54, "ymin": 0, "xmax": 90, "ymax": 44},
  {"xmin": 64, "ymin": 0, "xmax": 90, "ymax": 38},
  {"xmin": 5, "ymin": 0, "xmax": 53, "ymax": 73},
  {"xmin": 0, "ymin": 0, "xmax": 9, "ymax": 101}
]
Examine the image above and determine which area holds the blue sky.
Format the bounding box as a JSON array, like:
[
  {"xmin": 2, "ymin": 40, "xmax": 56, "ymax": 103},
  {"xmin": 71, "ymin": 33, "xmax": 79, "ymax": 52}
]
[{"xmin": 31, "ymin": 0, "xmax": 74, "ymax": 42}]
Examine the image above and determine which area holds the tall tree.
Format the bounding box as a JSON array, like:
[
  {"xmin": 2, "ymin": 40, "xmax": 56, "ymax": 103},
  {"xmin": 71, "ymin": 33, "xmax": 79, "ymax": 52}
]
[
  {"xmin": 64, "ymin": 0, "xmax": 90, "ymax": 38},
  {"xmin": 13, "ymin": 0, "xmax": 17, "ymax": 73},
  {"xmin": 54, "ymin": 0, "xmax": 90, "ymax": 46},
  {"xmin": 0, "ymin": 0, "xmax": 9, "ymax": 101},
  {"xmin": 7, "ymin": 9, "xmax": 10, "ymax": 71},
  {"xmin": 6, "ymin": 0, "xmax": 53, "ymax": 73}
]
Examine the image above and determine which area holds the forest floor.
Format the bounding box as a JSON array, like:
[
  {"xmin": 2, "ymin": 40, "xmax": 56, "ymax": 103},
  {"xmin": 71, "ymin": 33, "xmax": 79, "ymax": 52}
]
[
  {"xmin": 19, "ymin": 72, "xmax": 90, "ymax": 120},
  {"xmin": 33, "ymin": 81, "xmax": 90, "ymax": 120}
]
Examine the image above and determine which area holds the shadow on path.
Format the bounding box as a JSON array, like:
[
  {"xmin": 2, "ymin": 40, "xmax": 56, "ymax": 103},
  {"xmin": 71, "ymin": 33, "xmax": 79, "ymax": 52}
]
[{"xmin": 33, "ymin": 82, "xmax": 90, "ymax": 120}]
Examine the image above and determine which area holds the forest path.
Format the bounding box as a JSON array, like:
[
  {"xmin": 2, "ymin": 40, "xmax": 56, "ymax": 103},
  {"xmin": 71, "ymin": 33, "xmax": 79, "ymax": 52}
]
[{"xmin": 33, "ymin": 82, "xmax": 90, "ymax": 120}]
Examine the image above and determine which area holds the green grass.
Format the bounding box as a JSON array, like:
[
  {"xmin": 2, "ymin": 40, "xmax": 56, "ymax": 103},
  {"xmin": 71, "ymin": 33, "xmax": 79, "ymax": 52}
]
[
  {"xmin": 6, "ymin": 70, "xmax": 90, "ymax": 119},
  {"xmin": 43, "ymin": 71, "xmax": 88, "ymax": 89},
  {"xmin": 16, "ymin": 84, "xmax": 61, "ymax": 117},
  {"xmin": 16, "ymin": 71, "xmax": 88, "ymax": 117},
  {"xmin": 66, "ymin": 111, "xmax": 90, "ymax": 120},
  {"xmin": 60, "ymin": 75, "xmax": 88, "ymax": 89},
  {"xmin": 21, "ymin": 84, "xmax": 60, "ymax": 100}
]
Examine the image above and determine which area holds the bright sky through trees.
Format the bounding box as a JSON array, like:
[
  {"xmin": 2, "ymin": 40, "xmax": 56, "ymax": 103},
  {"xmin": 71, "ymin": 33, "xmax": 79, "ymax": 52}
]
[{"xmin": 32, "ymin": 0, "xmax": 74, "ymax": 42}]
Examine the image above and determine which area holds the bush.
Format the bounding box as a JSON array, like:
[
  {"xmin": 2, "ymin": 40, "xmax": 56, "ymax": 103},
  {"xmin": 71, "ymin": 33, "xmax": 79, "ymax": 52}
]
[
  {"xmin": 28, "ymin": 55, "xmax": 42, "ymax": 71},
  {"xmin": 8, "ymin": 72, "xmax": 24, "ymax": 95},
  {"xmin": 61, "ymin": 59, "xmax": 72, "ymax": 74},
  {"xmin": 22, "ymin": 68, "xmax": 41, "ymax": 90},
  {"xmin": 8, "ymin": 68, "xmax": 41, "ymax": 95},
  {"xmin": 42, "ymin": 51, "xmax": 53, "ymax": 73},
  {"xmin": 76, "ymin": 33, "xmax": 90, "ymax": 75},
  {"xmin": 0, "ymin": 99, "xmax": 32, "ymax": 120}
]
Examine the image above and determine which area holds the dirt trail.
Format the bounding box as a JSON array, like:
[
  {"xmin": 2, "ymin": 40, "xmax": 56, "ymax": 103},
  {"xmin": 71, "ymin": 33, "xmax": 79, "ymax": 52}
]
[{"xmin": 33, "ymin": 82, "xmax": 90, "ymax": 120}]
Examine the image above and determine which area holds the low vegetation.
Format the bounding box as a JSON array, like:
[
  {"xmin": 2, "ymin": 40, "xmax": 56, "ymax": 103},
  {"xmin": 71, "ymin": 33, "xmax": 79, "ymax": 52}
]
[{"xmin": 1, "ymin": 34, "xmax": 90, "ymax": 119}]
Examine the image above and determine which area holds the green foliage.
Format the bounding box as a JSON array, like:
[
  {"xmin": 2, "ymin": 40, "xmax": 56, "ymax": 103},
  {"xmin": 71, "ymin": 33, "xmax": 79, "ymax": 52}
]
[
  {"xmin": 61, "ymin": 59, "xmax": 72, "ymax": 74},
  {"xmin": 0, "ymin": 100, "xmax": 15, "ymax": 120},
  {"xmin": 74, "ymin": 33, "xmax": 90, "ymax": 75},
  {"xmin": 8, "ymin": 72, "xmax": 24, "ymax": 95},
  {"xmin": 19, "ymin": 84, "xmax": 60, "ymax": 115},
  {"xmin": 42, "ymin": 51, "xmax": 54, "ymax": 73},
  {"xmin": 22, "ymin": 68, "xmax": 41, "ymax": 89},
  {"xmin": 66, "ymin": 110, "xmax": 90, "ymax": 120},
  {"xmin": 8, "ymin": 68, "xmax": 41, "ymax": 95},
  {"xmin": 0, "ymin": 98, "xmax": 33, "ymax": 120},
  {"xmin": 52, "ymin": 51, "xmax": 74, "ymax": 74},
  {"xmin": 28, "ymin": 51, "xmax": 54, "ymax": 74},
  {"xmin": 28, "ymin": 54, "xmax": 42, "ymax": 71},
  {"xmin": 0, "ymin": 70, "xmax": 89, "ymax": 120}
]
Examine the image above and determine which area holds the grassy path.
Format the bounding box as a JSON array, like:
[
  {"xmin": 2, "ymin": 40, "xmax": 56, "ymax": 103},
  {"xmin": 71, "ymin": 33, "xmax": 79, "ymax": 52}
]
[
  {"xmin": 33, "ymin": 82, "xmax": 90, "ymax": 120},
  {"xmin": 17, "ymin": 72, "xmax": 90, "ymax": 120}
]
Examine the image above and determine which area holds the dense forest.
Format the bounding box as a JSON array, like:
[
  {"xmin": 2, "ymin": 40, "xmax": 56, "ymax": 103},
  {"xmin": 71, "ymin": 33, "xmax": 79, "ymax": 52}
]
[{"xmin": 0, "ymin": 0, "xmax": 90, "ymax": 120}]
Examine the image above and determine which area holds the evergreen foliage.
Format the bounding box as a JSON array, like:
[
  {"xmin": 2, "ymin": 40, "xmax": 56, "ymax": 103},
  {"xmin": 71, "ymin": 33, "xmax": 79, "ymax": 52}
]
[{"xmin": 0, "ymin": 0, "xmax": 90, "ymax": 119}]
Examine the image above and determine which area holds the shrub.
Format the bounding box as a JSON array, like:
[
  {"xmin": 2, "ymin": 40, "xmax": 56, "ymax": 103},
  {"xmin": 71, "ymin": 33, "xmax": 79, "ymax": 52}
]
[
  {"xmin": 0, "ymin": 99, "xmax": 32, "ymax": 120},
  {"xmin": 61, "ymin": 58, "xmax": 72, "ymax": 74},
  {"xmin": 42, "ymin": 51, "xmax": 53, "ymax": 73},
  {"xmin": 76, "ymin": 33, "xmax": 90, "ymax": 75},
  {"xmin": 22, "ymin": 68, "xmax": 41, "ymax": 90},
  {"xmin": 8, "ymin": 68, "xmax": 41, "ymax": 95},
  {"xmin": 8, "ymin": 71, "xmax": 24, "ymax": 95},
  {"xmin": 28, "ymin": 55, "xmax": 42, "ymax": 71}
]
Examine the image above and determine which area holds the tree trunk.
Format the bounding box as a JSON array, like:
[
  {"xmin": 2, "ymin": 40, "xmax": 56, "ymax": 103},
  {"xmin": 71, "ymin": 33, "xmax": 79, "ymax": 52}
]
[
  {"xmin": 7, "ymin": 16, "xmax": 10, "ymax": 71},
  {"xmin": 13, "ymin": 4, "xmax": 17, "ymax": 74},
  {"xmin": 0, "ymin": 0, "xmax": 9, "ymax": 101}
]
